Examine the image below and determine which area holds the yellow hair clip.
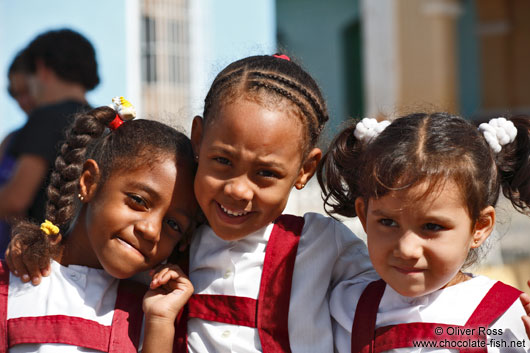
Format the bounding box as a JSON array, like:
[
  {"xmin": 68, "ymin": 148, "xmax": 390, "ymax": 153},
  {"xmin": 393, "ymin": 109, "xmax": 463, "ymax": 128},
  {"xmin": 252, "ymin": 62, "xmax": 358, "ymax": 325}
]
[{"xmin": 40, "ymin": 219, "xmax": 60, "ymax": 236}]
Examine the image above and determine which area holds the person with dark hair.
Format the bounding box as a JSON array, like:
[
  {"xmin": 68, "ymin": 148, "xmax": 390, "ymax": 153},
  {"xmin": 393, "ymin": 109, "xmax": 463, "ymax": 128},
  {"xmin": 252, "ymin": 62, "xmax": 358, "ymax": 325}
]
[
  {"xmin": 7, "ymin": 54, "xmax": 377, "ymax": 352},
  {"xmin": 0, "ymin": 29, "xmax": 99, "ymax": 232},
  {"xmin": 318, "ymin": 114, "xmax": 530, "ymax": 352},
  {"xmin": 0, "ymin": 49, "xmax": 37, "ymax": 256},
  {"xmin": 1, "ymin": 98, "xmax": 197, "ymax": 352}
]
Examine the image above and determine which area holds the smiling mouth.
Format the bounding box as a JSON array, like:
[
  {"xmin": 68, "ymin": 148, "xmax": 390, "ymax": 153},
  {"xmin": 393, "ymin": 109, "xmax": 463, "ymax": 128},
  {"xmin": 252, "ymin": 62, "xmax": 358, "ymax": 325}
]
[
  {"xmin": 219, "ymin": 203, "xmax": 250, "ymax": 217},
  {"xmin": 116, "ymin": 237, "xmax": 147, "ymax": 261}
]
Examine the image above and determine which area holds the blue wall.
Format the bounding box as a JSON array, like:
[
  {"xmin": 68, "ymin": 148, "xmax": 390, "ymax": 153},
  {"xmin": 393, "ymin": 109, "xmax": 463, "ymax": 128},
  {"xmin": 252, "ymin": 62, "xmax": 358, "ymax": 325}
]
[{"xmin": 0, "ymin": 0, "xmax": 130, "ymax": 140}]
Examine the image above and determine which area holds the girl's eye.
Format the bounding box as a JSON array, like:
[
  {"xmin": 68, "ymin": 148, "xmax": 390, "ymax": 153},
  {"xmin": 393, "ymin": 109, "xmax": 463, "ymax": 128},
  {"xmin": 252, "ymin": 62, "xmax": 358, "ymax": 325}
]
[
  {"xmin": 128, "ymin": 194, "xmax": 147, "ymax": 208},
  {"xmin": 378, "ymin": 218, "xmax": 397, "ymax": 227},
  {"xmin": 214, "ymin": 157, "xmax": 231, "ymax": 165},
  {"xmin": 423, "ymin": 223, "xmax": 444, "ymax": 232},
  {"xmin": 165, "ymin": 219, "xmax": 182, "ymax": 233},
  {"xmin": 257, "ymin": 170, "xmax": 278, "ymax": 178}
]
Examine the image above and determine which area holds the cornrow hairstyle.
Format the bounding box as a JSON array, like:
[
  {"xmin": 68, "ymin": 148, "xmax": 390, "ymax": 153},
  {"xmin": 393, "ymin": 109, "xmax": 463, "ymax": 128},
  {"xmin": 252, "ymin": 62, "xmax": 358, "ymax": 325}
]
[
  {"xmin": 203, "ymin": 55, "xmax": 329, "ymax": 152},
  {"xmin": 12, "ymin": 106, "xmax": 196, "ymax": 260},
  {"xmin": 318, "ymin": 113, "xmax": 530, "ymax": 267}
]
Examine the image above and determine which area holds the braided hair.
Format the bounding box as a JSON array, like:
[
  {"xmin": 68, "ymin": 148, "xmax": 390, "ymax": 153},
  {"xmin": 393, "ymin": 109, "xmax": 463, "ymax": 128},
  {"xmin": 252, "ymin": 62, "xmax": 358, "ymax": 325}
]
[
  {"xmin": 12, "ymin": 106, "xmax": 195, "ymax": 260},
  {"xmin": 203, "ymin": 55, "xmax": 329, "ymax": 153}
]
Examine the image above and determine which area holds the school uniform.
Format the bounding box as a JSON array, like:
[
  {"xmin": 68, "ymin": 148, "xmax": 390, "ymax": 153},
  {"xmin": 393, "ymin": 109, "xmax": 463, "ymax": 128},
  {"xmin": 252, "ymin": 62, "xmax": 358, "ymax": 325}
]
[
  {"xmin": 0, "ymin": 260, "xmax": 145, "ymax": 352},
  {"xmin": 331, "ymin": 275, "xmax": 529, "ymax": 353},
  {"xmin": 175, "ymin": 213, "xmax": 377, "ymax": 353}
]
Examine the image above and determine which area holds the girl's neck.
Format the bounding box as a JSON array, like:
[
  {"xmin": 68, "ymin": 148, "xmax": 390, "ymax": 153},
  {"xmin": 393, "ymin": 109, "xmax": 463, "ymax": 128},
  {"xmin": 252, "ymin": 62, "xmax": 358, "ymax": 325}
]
[
  {"xmin": 54, "ymin": 215, "xmax": 101, "ymax": 269},
  {"xmin": 442, "ymin": 271, "xmax": 471, "ymax": 290}
]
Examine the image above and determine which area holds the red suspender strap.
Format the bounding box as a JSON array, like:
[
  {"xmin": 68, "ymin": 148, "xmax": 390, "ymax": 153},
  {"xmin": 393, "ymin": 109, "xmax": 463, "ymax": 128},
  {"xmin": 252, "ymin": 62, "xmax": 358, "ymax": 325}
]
[
  {"xmin": 351, "ymin": 279, "xmax": 386, "ymax": 353},
  {"xmin": 189, "ymin": 294, "xmax": 257, "ymax": 326},
  {"xmin": 352, "ymin": 280, "xmax": 522, "ymax": 353},
  {"xmin": 257, "ymin": 214, "xmax": 303, "ymax": 353},
  {"xmin": 0, "ymin": 261, "xmax": 9, "ymax": 353},
  {"xmin": 8, "ymin": 315, "xmax": 111, "ymax": 351},
  {"xmin": 465, "ymin": 281, "xmax": 522, "ymax": 327},
  {"xmin": 459, "ymin": 281, "xmax": 522, "ymax": 353},
  {"xmin": 108, "ymin": 279, "xmax": 146, "ymax": 353},
  {"xmin": 179, "ymin": 215, "xmax": 304, "ymax": 353}
]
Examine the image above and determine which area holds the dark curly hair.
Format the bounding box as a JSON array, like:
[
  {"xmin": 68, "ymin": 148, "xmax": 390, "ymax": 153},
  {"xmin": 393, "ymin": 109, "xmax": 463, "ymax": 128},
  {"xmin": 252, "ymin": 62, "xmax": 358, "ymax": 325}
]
[{"xmin": 25, "ymin": 28, "xmax": 99, "ymax": 90}]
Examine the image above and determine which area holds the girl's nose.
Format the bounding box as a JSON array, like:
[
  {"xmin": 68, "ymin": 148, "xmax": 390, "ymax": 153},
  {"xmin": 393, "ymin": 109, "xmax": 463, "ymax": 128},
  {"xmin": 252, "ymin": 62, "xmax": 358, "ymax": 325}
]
[
  {"xmin": 393, "ymin": 231, "xmax": 422, "ymax": 260},
  {"xmin": 224, "ymin": 177, "xmax": 253, "ymax": 201},
  {"xmin": 135, "ymin": 217, "xmax": 161, "ymax": 243}
]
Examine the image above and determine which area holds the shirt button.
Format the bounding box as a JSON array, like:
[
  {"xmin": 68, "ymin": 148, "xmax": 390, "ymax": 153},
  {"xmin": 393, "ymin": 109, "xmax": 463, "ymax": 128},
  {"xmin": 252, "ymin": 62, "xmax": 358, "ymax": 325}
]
[
  {"xmin": 69, "ymin": 272, "xmax": 80, "ymax": 281},
  {"xmin": 223, "ymin": 270, "xmax": 232, "ymax": 279},
  {"xmin": 222, "ymin": 330, "xmax": 231, "ymax": 338}
]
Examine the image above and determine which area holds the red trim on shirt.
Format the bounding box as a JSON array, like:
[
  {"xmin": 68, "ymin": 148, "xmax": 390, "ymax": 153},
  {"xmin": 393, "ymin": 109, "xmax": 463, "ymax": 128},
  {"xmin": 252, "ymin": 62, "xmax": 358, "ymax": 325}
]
[
  {"xmin": 8, "ymin": 315, "xmax": 111, "ymax": 351},
  {"xmin": 189, "ymin": 294, "xmax": 257, "ymax": 326},
  {"xmin": 351, "ymin": 280, "xmax": 522, "ymax": 353},
  {"xmin": 175, "ymin": 215, "xmax": 304, "ymax": 353},
  {"xmin": 1, "ymin": 260, "xmax": 146, "ymax": 352}
]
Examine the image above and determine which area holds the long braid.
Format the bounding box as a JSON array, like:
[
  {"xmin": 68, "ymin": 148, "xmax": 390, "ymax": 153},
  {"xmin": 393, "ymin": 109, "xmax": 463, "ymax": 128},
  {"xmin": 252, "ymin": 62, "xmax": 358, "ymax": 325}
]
[
  {"xmin": 46, "ymin": 107, "xmax": 116, "ymax": 229},
  {"xmin": 11, "ymin": 107, "xmax": 116, "ymax": 260}
]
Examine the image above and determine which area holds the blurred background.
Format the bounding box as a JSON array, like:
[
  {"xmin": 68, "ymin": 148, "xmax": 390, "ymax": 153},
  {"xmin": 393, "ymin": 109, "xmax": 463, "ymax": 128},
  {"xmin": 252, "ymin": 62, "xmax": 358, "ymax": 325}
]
[{"xmin": 1, "ymin": 0, "xmax": 529, "ymax": 290}]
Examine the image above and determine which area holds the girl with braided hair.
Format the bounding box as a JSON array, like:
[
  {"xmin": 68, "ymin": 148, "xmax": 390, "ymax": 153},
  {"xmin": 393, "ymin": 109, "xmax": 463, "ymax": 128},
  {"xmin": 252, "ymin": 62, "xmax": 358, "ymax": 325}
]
[
  {"xmin": 7, "ymin": 55, "xmax": 376, "ymax": 352},
  {"xmin": 1, "ymin": 99, "xmax": 198, "ymax": 352},
  {"xmin": 166, "ymin": 54, "xmax": 376, "ymax": 352},
  {"xmin": 318, "ymin": 113, "xmax": 530, "ymax": 352}
]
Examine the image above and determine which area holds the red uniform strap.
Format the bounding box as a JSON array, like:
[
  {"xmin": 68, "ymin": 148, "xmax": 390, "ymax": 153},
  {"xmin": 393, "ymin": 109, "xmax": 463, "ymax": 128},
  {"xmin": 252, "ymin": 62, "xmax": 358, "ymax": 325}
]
[
  {"xmin": 351, "ymin": 279, "xmax": 386, "ymax": 353},
  {"xmin": 1, "ymin": 260, "xmax": 146, "ymax": 352},
  {"xmin": 257, "ymin": 214, "xmax": 304, "ymax": 353},
  {"xmin": 0, "ymin": 261, "xmax": 9, "ymax": 353},
  {"xmin": 175, "ymin": 215, "xmax": 304, "ymax": 353},
  {"xmin": 352, "ymin": 280, "xmax": 522, "ymax": 353},
  {"xmin": 108, "ymin": 279, "xmax": 147, "ymax": 352},
  {"xmin": 189, "ymin": 294, "xmax": 257, "ymax": 326}
]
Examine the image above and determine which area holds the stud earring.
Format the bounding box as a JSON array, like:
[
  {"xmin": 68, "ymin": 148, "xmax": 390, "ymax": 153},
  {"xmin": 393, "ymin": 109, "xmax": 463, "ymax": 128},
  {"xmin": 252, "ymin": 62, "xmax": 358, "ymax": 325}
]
[
  {"xmin": 296, "ymin": 183, "xmax": 305, "ymax": 190},
  {"xmin": 195, "ymin": 155, "xmax": 199, "ymax": 160},
  {"xmin": 78, "ymin": 193, "xmax": 84, "ymax": 201},
  {"xmin": 474, "ymin": 239, "xmax": 479, "ymax": 245}
]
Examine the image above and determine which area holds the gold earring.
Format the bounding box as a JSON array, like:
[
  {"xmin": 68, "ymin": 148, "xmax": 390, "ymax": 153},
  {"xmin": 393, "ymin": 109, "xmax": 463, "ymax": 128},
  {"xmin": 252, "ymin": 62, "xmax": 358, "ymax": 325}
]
[
  {"xmin": 474, "ymin": 239, "xmax": 479, "ymax": 245},
  {"xmin": 296, "ymin": 183, "xmax": 305, "ymax": 190},
  {"xmin": 78, "ymin": 193, "xmax": 84, "ymax": 201}
]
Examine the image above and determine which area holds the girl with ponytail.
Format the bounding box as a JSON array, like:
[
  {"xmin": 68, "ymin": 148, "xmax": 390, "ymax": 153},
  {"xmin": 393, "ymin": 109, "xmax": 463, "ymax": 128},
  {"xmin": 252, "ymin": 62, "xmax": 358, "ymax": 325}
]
[{"xmin": 318, "ymin": 113, "xmax": 530, "ymax": 352}]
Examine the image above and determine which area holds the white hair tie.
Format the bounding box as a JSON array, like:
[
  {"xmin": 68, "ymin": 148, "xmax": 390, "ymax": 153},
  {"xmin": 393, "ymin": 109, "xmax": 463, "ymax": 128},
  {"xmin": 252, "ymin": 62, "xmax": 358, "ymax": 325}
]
[
  {"xmin": 478, "ymin": 117, "xmax": 517, "ymax": 153},
  {"xmin": 354, "ymin": 118, "xmax": 391, "ymax": 144}
]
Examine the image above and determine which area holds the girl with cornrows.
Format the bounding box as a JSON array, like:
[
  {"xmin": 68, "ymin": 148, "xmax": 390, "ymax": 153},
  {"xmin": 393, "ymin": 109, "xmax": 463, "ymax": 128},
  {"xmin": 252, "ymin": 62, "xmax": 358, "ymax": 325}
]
[
  {"xmin": 1, "ymin": 98, "xmax": 198, "ymax": 352},
  {"xmin": 175, "ymin": 54, "xmax": 375, "ymax": 352},
  {"xmin": 6, "ymin": 55, "xmax": 376, "ymax": 352},
  {"xmin": 318, "ymin": 113, "xmax": 530, "ymax": 352}
]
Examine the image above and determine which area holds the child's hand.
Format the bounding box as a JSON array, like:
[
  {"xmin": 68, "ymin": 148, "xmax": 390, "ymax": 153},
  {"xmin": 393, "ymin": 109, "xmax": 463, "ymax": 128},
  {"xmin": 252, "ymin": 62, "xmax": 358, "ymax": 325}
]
[
  {"xmin": 143, "ymin": 264, "xmax": 193, "ymax": 323},
  {"xmin": 5, "ymin": 234, "xmax": 53, "ymax": 285},
  {"xmin": 521, "ymin": 280, "xmax": 530, "ymax": 338}
]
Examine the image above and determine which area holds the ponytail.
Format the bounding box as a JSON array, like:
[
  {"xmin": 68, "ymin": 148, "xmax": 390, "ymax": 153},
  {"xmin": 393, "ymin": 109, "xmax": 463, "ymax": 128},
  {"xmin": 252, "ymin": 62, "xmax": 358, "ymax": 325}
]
[
  {"xmin": 495, "ymin": 115, "xmax": 530, "ymax": 214},
  {"xmin": 318, "ymin": 121, "xmax": 365, "ymax": 218}
]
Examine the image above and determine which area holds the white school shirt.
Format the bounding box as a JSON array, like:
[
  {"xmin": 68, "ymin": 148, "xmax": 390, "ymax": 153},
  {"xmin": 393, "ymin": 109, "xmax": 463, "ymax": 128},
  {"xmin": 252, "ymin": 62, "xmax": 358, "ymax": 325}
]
[
  {"xmin": 7, "ymin": 260, "xmax": 144, "ymax": 352},
  {"xmin": 331, "ymin": 275, "xmax": 530, "ymax": 353},
  {"xmin": 187, "ymin": 212, "xmax": 377, "ymax": 353}
]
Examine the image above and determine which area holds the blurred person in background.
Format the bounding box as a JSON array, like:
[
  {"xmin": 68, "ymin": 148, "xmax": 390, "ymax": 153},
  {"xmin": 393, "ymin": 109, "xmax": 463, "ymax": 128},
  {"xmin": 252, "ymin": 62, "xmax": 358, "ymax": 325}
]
[
  {"xmin": 0, "ymin": 28, "xmax": 99, "ymax": 256},
  {"xmin": 0, "ymin": 50, "xmax": 37, "ymax": 256}
]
